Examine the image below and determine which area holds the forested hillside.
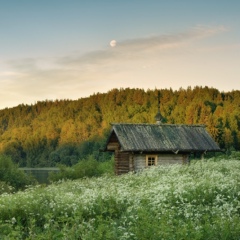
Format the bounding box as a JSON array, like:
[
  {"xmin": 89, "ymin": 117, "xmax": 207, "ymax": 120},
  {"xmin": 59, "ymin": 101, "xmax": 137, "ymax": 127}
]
[{"xmin": 0, "ymin": 86, "xmax": 239, "ymax": 167}]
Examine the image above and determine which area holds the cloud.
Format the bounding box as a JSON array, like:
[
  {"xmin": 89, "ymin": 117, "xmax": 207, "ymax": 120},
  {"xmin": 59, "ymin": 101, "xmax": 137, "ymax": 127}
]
[
  {"xmin": 116, "ymin": 25, "xmax": 226, "ymax": 51},
  {"xmin": 59, "ymin": 25, "xmax": 227, "ymax": 67},
  {"xmin": 0, "ymin": 25, "xmax": 229, "ymax": 109}
]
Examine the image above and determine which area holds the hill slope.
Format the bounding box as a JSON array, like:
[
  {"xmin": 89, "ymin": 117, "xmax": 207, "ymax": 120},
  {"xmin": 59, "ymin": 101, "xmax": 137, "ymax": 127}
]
[{"xmin": 0, "ymin": 86, "xmax": 239, "ymax": 167}]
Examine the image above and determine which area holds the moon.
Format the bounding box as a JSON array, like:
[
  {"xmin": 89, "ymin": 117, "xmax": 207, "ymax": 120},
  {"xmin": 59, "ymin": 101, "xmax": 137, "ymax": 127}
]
[{"xmin": 110, "ymin": 40, "xmax": 117, "ymax": 47}]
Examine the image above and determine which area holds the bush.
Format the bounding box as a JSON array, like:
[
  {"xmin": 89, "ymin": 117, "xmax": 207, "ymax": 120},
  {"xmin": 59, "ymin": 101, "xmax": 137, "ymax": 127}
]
[
  {"xmin": 206, "ymin": 151, "xmax": 240, "ymax": 162},
  {"xmin": 0, "ymin": 155, "xmax": 36, "ymax": 191},
  {"xmin": 0, "ymin": 181, "xmax": 14, "ymax": 195},
  {"xmin": 49, "ymin": 155, "xmax": 114, "ymax": 181},
  {"xmin": 230, "ymin": 151, "xmax": 240, "ymax": 160}
]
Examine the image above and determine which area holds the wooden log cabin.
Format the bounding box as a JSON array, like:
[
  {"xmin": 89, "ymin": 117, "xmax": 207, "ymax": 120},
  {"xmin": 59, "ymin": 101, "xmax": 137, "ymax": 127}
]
[{"xmin": 103, "ymin": 123, "xmax": 221, "ymax": 175}]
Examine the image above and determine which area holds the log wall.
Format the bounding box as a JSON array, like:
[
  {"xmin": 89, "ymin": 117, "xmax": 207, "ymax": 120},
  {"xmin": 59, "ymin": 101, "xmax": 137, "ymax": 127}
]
[
  {"xmin": 133, "ymin": 153, "xmax": 187, "ymax": 172},
  {"xmin": 115, "ymin": 151, "xmax": 130, "ymax": 175},
  {"xmin": 114, "ymin": 152, "xmax": 189, "ymax": 175},
  {"xmin": 134, "ymin": 155, "xmax": 146, "ymax": 171},
  {"xmin": 157, "ymin": 154, "xmax": 183, "ymax": 165}
]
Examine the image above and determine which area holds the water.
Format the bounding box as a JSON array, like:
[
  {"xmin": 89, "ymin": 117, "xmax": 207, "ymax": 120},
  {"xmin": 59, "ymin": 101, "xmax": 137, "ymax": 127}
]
[{"xmin": 20, "ymin": 168, "xmax": 59, "ymax": 184}]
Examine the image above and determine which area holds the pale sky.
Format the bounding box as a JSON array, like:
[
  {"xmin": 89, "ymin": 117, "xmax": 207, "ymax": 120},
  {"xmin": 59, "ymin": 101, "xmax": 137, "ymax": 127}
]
[{"xmin": 0, "ymin": 0, "xmax": 240, "ymax": 109}]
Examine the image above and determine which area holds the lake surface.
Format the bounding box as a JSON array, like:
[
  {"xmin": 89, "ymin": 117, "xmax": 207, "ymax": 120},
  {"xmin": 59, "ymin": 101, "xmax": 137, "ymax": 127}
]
[{"xmin": 20, "ymin": 168, "xmax": 59, "ymax": 184}]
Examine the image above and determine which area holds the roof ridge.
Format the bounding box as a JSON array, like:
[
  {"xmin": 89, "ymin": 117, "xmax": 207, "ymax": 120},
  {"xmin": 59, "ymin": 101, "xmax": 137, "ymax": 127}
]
[{"xmin": 111, "ymin": 123, "xmax": 206, "ymax": 127}]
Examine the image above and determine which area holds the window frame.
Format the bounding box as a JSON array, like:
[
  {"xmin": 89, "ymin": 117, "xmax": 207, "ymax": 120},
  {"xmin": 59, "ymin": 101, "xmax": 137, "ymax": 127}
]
[{"xmin": 146, "ymin": 155, "xmax": 158, "ymax": 167}]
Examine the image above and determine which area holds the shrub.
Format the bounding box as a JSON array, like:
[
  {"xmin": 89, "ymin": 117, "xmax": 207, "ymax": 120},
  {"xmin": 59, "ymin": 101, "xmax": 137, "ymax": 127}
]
[
  {"xmin": 0, "ymin": 181, "xmax": 14, "ymax": 195},
  {"xmin": 230, "ymin": 151, "xmax": 240, "ymax": 160},
  {"xmin": 49, "ymin": 155, "xmax": 114, "ymax": 181},
  {"xmin": 0, "ymin": 155, "xmax": 36, "ymax": 191}
]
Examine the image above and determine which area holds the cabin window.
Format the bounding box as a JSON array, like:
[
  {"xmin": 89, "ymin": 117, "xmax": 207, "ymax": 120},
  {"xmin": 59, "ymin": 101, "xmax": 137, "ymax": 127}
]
[{"xmin": 146, "ymin": 155, "xmax": 157, "ymax": 167}]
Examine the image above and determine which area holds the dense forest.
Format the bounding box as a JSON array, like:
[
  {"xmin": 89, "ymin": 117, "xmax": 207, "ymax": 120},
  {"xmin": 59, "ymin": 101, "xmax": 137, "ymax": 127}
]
[{"xmin": 0, "ymin": 86, "xmax": 239, "ymax": 167}]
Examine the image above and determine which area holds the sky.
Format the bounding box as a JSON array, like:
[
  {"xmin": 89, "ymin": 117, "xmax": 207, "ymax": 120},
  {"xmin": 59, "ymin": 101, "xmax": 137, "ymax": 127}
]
[{"xmin": 0, "ymin": 0, "xmax": 240, "ymax": 109}]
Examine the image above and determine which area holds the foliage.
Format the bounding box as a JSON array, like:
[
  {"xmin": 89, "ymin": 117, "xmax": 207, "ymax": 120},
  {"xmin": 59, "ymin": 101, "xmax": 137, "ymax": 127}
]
[
  {"xmin": 0, "ymin": 159, "xmax": 240, "ymax": 239},
  {"xmin": 206, "ymin": 150, "xmax": 240, "ymax": 161},
  {"xmin": 0, "ymin": 181, "xmax": 14, "ymax": 195},
  {"xmin": 0, "ymin": 155, "xmax": 36, "ymax": 192},
  {"xmin": 0, "ymin": 86, "xmax": 239, "ymax": 167},
  {"xmin": 48, "ymin": 155, "xmax": 114, "ymax": 181},
  {"xmin": 229, "ymin": 151, "xmax": 240, "ymax": 160}
]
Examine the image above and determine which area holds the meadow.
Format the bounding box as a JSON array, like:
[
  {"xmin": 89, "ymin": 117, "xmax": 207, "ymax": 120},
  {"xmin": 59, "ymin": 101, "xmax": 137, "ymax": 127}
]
[{"xmin": 0, "ymin": 159, "xmax": 240, "ymax": 239}]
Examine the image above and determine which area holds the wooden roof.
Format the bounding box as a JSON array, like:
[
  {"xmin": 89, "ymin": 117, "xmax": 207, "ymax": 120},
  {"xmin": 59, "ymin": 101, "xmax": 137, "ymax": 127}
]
[{"xmin": 105, "ymin": 123, "xmax": 221, "ymax": 153}]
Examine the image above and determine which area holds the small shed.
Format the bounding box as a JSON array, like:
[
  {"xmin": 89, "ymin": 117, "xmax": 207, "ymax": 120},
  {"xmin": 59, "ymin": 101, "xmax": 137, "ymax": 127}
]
[{"xmin": 104, "ymin": 123, "xmax": 221, "ymax": 175}]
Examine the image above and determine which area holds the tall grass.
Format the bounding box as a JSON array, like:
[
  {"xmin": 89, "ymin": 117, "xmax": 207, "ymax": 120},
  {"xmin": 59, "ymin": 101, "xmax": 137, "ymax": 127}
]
[{"xmin": 0, "ymin": 159, "xmax": 240, "ymax": 239}]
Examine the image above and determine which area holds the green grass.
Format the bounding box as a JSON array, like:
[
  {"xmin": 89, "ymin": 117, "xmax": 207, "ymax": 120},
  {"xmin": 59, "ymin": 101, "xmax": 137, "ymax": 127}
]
[{"xmin": 0, "ymin": 159, "xmax": 240, "ymax": 239}]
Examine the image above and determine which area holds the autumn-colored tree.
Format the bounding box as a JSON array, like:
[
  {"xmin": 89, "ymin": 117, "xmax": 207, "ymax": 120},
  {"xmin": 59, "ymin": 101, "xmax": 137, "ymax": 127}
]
[{"xmin": 0, "ymin": 86, "xmax": 239, "ymax": 166}]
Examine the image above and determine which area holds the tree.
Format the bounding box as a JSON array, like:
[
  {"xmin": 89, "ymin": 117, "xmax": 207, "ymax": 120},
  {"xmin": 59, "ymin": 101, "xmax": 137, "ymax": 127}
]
[
  {"xmin": 0, "ymin": 155, "xmax": 35, "ymax": 190},
  {"xmin": 0, "ymin": 87, "xmax": 239, "ymax": 167}
]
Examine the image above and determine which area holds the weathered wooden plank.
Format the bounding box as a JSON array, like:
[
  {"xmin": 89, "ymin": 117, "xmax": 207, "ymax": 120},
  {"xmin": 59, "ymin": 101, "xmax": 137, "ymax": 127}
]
[
  {"xmin": 114, "ymin": 151, "xmax": 130, "ymax": 175},
  {"xmin": 157, "ymin": 154, "xmax": 184, "ymax": 165},
  {"xmin": 107, "ymin": 142, "xmax": 120, "ymax": 150},
  {"xmin": 110, "ymin": 124, "xmax": 221, "ymax": 152},
  {"xmin": 134, "ymin": 154, "xmax": 146, "ymax": 171}
]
